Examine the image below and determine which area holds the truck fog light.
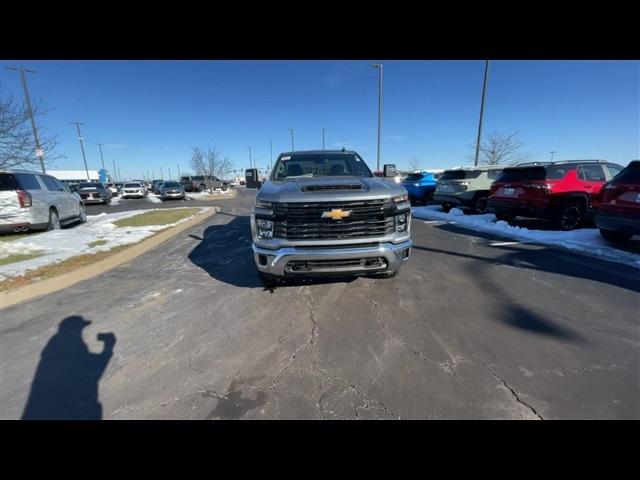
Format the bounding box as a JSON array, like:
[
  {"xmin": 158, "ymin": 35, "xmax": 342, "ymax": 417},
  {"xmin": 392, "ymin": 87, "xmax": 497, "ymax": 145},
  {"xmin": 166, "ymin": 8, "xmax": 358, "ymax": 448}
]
[
  {"xmin": 395, "ymin": 213, "xmax": 408, "ymax": 233},
  {"xmin": 256, "ymin": 219, "xmax": 274, "ymax": 239}
]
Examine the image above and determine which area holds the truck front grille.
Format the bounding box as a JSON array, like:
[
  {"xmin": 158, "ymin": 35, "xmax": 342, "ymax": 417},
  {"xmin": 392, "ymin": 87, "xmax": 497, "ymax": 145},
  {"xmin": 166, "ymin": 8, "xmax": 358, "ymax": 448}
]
[{"xmin": 273, "ymin": 200, "xmax": 396, "ymax": 240}]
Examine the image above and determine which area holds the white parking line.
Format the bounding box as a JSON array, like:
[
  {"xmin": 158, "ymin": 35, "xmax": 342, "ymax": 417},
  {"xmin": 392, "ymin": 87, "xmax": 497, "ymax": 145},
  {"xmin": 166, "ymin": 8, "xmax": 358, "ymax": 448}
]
[{"xmin": 489, "ymin": 241, "xmax": 530, "ymax": 247}]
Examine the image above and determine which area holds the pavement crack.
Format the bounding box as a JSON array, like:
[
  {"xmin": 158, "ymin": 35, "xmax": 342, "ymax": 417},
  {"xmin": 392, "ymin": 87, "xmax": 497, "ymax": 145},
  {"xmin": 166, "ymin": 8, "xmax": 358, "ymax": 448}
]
[{"xmin": 485, "ymin": 368, "xmax": 544, "ymax": 420}]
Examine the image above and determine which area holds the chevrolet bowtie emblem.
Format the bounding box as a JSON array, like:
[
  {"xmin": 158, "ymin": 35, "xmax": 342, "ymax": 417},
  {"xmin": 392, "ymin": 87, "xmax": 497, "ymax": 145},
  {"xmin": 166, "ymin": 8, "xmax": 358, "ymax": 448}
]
[{"xmin": 322, "ymin": 209, "xmax": 352, "ymax": 220}]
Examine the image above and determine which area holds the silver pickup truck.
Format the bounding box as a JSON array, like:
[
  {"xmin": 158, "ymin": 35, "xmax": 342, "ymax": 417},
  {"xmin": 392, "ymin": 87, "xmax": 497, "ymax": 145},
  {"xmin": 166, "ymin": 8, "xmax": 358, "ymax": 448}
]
[{"xmin": 251, "ymin": 150, "xmax": 412, "ymax": 285}]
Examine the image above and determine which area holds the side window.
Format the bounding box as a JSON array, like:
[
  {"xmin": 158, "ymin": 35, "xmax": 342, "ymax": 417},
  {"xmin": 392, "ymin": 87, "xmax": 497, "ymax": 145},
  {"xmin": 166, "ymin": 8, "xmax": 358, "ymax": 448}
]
[
  {"xmin": 39, "ymin": 175, "xmax": 62, "ymax": 191},
  {"xmin": 14, "ymin": 173, "xmax": 42, "ymax": 190},
  {"xmin": 605, "ymin": 164, "xmax": 624, "ymax": 179},
  {"xmin": 53, "ymin": 178, "xmax": 69, "ymax": 192},
  {"xmin": 487, "ymin": 169, "xmax": 503, "ymax": 180},
  {"xmin": 578, "ymin": 165, "xmax": 606, "ymax": 182}
]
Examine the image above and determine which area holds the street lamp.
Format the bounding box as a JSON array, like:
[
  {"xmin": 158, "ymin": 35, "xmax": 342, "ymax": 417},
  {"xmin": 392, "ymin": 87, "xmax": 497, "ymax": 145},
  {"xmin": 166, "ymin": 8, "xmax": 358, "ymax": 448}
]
[
  {"xmin": 322, "ymin": 128, "xmax": 327, "ymax": 150},
  {"xmin": 6, "ymin": 66, "xmax": 46, "ymax": 173},
  {"xmin": 372, "ymin": 64, "xmax": 383, "ymax": 172},
  {"xmin": 550, "ymin": 151, "xmax": 556, "ymax": 161},
  {"xmin": 288, "ymin": 129, "xmax": 295, "ymax": 151},
  {"xmin": 247, "ymin": 146, "xmax": 253, "ymax": 168},
  {"xmin": 71, "ymin": 122, "xmax": 90, "ymax": 181},
  {"xmin": 474, "ymin": 60, "xmax": 490, "ymax": 167},
  {"xmin": 97, "ymin": 143, "xmax": 106, "ymax": 171}
]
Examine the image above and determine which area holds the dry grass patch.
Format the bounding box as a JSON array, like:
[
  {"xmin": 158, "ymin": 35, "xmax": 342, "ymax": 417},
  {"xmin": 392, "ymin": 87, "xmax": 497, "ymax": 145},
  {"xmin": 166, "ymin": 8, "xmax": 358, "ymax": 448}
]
[
  {"xmin": 113, "ymin": 208, "xmax": 200, "ymax": 228},
  {"xmin": 0, "ymin": 253, "xmax": 44, "ymax": 267}
]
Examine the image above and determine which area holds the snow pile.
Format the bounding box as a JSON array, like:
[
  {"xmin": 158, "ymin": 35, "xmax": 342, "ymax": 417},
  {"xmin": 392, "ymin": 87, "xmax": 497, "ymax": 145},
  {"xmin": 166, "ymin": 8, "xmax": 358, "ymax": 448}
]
[
  {"xmin": 147, "ymin": 195, "xmax": 162, "ymax": 204},
  {"xmin": 412, "ymin": 205, "xmax": 640, "ymax": 269},
  {"xmin": 0, "ymin": 207, "xmax": 209, "ymax": 281},
  {"xmin": 0, "ymin": 242, "xmax": 49, "ymax": 259},
  {"xmin": 188, "ymin": 189, "xmax": 235, "ymax": 198}
]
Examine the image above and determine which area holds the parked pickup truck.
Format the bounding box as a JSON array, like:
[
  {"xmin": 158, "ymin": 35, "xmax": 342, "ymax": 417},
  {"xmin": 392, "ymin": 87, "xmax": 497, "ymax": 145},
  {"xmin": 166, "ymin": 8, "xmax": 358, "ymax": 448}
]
[
  {"xmin": 180, "ymin": 175, "xmax": 228, "ymax": 192},
  {"xmin": 251, "ymin": 150, "xmax": 413, "ymax": 285}
]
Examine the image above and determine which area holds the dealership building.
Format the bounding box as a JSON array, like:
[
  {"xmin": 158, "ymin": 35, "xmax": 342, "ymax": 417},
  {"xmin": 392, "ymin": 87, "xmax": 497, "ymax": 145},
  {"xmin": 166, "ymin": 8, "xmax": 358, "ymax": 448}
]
[{"xmin": 47, "ymin": 169, "xmax": 110, "ymax": 185}]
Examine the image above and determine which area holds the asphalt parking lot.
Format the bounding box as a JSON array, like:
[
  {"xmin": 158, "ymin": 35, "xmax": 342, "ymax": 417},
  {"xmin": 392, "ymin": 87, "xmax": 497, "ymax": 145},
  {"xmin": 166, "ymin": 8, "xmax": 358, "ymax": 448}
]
[{"xmin": 1, "ymin": 187, "xmax": 638, "ymax": 419}]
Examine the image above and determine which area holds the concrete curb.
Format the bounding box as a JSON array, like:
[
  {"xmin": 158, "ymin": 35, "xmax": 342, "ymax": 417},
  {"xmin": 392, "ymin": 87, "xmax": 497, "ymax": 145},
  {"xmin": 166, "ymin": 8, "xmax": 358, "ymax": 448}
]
[{"xmin": 0, "ymin": 207, "xmax": 219, "ymax": 310}]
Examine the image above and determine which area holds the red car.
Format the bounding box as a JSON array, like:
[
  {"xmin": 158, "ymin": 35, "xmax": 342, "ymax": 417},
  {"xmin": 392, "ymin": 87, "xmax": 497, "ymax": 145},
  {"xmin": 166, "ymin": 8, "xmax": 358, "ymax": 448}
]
[
  {"xmin": 596, "ymin": 160, "xmax": 640, "ymax": 243},
  {"xmin": 488, "ymin": 160, "xmax": 625, "ymax": 230}
]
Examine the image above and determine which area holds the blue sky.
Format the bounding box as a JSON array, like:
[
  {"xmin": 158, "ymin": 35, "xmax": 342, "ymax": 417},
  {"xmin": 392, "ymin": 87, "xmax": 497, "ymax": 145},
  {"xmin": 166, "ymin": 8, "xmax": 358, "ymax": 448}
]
[{"xmin": 1, "ymin": 60, "xmax": 638, "ymax": 179}]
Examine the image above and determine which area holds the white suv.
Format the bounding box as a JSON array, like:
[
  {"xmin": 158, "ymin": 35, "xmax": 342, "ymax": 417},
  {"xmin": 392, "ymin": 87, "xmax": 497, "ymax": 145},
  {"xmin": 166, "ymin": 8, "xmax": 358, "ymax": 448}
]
[{"xmin": 0, "ymin": 170, "xmax": 87, "ymax": 233}]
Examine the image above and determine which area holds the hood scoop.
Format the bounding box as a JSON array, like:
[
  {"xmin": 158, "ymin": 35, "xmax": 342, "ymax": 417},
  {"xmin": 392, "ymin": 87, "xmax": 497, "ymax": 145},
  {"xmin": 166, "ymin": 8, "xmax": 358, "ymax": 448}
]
[{"xmin": 301, "ymin": 183, "xmax": 364, "ymax": 192}]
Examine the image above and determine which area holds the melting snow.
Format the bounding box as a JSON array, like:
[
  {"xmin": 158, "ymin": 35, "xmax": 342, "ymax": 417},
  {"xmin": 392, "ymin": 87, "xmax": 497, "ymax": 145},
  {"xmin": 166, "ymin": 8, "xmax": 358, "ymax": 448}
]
[{"xmin": 412, "ymin": 205, "xmax": 640, "ymax": 269}]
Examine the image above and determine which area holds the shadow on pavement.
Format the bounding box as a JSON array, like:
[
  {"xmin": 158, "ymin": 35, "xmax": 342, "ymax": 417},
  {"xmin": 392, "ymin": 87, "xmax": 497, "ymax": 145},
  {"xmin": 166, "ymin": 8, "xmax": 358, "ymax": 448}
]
[
  {"xmin": 21, "ymin": 316, "xmax": 116, "ymax": 420},
  {"xmin": 188, "ymin": 215, "xmax": 359, "ymax": 290},
  {"xmin": 414, "ymin": 223, "xmax": 640, "ymax": 293}
]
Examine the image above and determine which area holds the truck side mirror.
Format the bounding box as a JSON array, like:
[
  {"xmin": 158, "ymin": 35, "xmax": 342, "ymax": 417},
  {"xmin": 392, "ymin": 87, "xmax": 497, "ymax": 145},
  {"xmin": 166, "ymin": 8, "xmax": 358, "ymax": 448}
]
[{"xmin": 383, "ymin": 164, "xmax": 397, "ymax": 177}]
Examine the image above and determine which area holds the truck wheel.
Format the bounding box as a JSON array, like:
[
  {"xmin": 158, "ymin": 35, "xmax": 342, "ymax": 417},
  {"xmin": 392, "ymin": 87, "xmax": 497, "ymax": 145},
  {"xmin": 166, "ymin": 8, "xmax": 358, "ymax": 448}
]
[
  {"xmin": 422, "ymin": 191, "xmax": 434, "ymax": 205},
  {"xmin": 47, "ymin": 209, "xmax": 61, "ymax": 231},
  {"xmin": 599, "ymin": 228, "xmax": 633, "ymax": 243},
  {"xmin": 441, "ymin": 204, "xmax": 451, "ymax": 213},
  {"xmin": 78, "ymin": 204, "xmax": 87, "ymax": 224},
  {"xmin": 553, "ymin": 201, "xmax": 584, "ymax": 231},
  {"xmin": 470, "ymin": 195, "xmax": 489, "ymax": 215}
]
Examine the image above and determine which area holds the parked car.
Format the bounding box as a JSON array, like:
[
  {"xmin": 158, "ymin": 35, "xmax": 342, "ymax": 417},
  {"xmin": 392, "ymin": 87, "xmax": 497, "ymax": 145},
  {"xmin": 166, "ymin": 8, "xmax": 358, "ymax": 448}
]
[
  {"xmin": 596, "ymin": 160, "xmax": 640, "ymax": 243},
  {"xmin": 121, "ymin": 182, "xmax": 148, "ymax": 199},
  {"xmin": 159, "ymin": 181, "xmax": 186, "ymax": 201},
  {"xmin": 252, "ymin": 150, "xmax": 412, "ymax": 285},
  {"xmin": 105, "ymin": 183, "xmax": 119, "ymax": 196},
  {"xmin": 0, "ymin": 169, "xmax": 87, "ymax": 233},
  {"xmin": 155, "ymin": 181, "xmax": 164, "ymax": 194},
  {"xmin": 151, "ymin": 180, "xmax": 164, "ymax": 193},
  {"xmin": 433, "ymin": 165, "xmax": 505, "ymax": 214},
  {"xmin": 402, "ymin": 171, "xmax": 440, "ymax": 205},
  {"xmin": 488, "ymin": 160, "xmax": 624, "ymax": 230},
  {"xmin": 114, "ymin": 182, "xmax": 124, "ymax": 193},
  {"xmin": 77, "ymin": 182, "xmax": 112, "ymax": 205},
  {"xmin": 180, "ymin": 175, "xmax": 227, "ymax": 192}
]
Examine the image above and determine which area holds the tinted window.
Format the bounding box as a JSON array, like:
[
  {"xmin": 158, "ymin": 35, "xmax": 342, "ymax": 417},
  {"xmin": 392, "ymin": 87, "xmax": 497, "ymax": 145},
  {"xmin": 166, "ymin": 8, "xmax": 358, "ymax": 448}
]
[
  {"xmin": 578, "ymin": 165, "xmax": 605, "ymax": 182},
  {"xmin": 192, "ymin": 176, "xmax": 204, "ymax": 181},
  {"xmin": 163, "ymin": 182, "xmax": 180, "ymax": 188},
  {"xmin": 611, "ymin": 162, "xmax": 640, "ymax": 185},
  {"xmin": 272, "ymin": 153, "xmax": 372, "ymax": 180},
  {"xmin": 405, "ymin": 173, "xmax": 423, "ymax": 181},
  {"xmin": 124, "ymin": 183, "xmax": 141, "ymax": 188},
  {"xmin": 486, "ymin": 169, "xmax": 504, "ymax": 180},
  {"xmin": 79, "ymin": 182, "xmax": 103, "ymax": 189},
  {"xmin": 440, "ymin": 170, "xmax": 482, "ymax": 180},
  {"xmin": 40, "ymin": 175, "xmax": 64, "ymax": 191},
  {"xmin": 496, "ymin": 167, "xmax": 546, "ymax": 183},
  {"xmin": 546, "ymin": 165, "xmax": 575, "ymax": 179},
  {"xmin": 180, "ymin": 176, "xmax": 191, "ymax": 181},
  {"xmin": 0, "ymin": 173, "xmax": 20, "ymax": 191},
  {"xmin": 605, "ymin": 164, "xmax": 624, "ymax": 179}
]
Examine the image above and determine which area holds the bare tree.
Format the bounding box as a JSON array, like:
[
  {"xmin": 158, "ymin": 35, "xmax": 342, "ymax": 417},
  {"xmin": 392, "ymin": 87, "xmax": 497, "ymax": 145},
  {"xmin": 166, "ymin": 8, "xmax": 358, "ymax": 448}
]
[
  {"xmin": 408, "ymin": 157, "xmax": 422, "ymax": 172},
  {"xmin": 468, "ymin": 131, "xmax": 531, "ymax": 165},
  {"xmin": 0, "ymin": 95, "xmax": 64, "ymax": 170},
  {"xmin": 190, "ymin": 146, "xmax": 233, "ymax": 192}
]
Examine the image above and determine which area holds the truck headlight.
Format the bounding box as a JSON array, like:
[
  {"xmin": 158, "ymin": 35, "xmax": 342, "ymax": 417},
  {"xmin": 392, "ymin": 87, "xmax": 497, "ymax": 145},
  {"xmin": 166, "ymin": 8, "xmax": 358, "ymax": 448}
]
[
  {"xmin": 395, "ymin": 213, "xmax": 409, "ymax": 233},
  {"xmin": 255, "ymin": 200, "xmax": 272, "ymax": 209},
  {"xmin": 393, "ymin": 194, "xmax": 408, "ymax": 203},
  {"xmin": 256, "ymin": 218, "xmax": 274, "ymax": 239}
]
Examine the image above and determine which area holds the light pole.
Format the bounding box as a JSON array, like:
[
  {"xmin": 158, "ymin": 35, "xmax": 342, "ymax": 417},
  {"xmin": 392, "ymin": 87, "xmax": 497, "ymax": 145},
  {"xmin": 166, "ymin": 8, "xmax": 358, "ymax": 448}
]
[
  {"xmin": 160, "ymin": 167, "xmax": 164, "ymax": 179},
  {"xmin": 550, "ymin": 151, "xmax": 556, "ymax": 161},
  {"xmin": 270, "ymin": 141, "xmax": 273, "ymax": 170},
  {"xmin": 247, "ymin": 147, "xmax": 253, "ymax": 169},
  {"xmin": 6, "ymin": 66, "xmax": 46, "ymax": 173},
  {"xmin": 71, "ymin": 122, "xmax": 90, "ymax": 181},
  {"xmin": 372, "ymin": 64, "xmax": 383, "ymax": 172},
  {"xmin": 288, "ymin": 129, "xmax": 295, "ymax": 151},
  {"xmin": 113, "ymin": 159, "xmax": 118, "ymax": 182},
  {"xmin": 177, "ymin": 164, "xmax": 181, "ymax": 179},
  {"xmin": 322, "ymin": 128, "xmax": 327, "ymax": 150},
  {"xmin": 474, "ymin": 60, "xmax": 490, "ymax": 167},
  {"xmin": 97, "ymin": 143, "xmax": 106, "ymax": 171},
  {"xmin": 168, "ymin": 167, "xmax": 171, "ymax": 180}
]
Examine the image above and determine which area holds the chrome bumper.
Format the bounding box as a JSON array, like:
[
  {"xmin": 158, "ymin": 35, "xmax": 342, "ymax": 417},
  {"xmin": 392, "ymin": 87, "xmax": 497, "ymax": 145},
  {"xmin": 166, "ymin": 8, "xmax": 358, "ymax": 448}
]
[{"xmin": 252, "ymin": 240, "xmax": 412, "ymax": 277}]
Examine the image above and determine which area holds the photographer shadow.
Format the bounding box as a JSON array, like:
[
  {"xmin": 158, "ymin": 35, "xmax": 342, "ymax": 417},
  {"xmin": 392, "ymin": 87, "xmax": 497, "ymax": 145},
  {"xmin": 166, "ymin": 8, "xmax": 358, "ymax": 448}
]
[{"xmin": 21, "ymin": 316, "xmax": 116, "ymax": 420}]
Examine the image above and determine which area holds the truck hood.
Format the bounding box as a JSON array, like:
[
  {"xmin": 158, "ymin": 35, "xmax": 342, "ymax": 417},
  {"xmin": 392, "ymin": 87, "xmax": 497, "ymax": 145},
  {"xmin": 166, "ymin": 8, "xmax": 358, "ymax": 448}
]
[{"xmin": 257, "ymin": 176, "xmax": 407, "ymax": 203}]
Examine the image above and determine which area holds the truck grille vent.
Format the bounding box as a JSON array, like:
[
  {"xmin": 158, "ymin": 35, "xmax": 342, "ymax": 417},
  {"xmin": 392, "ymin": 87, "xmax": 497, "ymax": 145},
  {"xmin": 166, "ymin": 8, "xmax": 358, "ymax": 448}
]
[{"xmin": 301, "ymin": 184, "xmax": 364, "ymax": 192}]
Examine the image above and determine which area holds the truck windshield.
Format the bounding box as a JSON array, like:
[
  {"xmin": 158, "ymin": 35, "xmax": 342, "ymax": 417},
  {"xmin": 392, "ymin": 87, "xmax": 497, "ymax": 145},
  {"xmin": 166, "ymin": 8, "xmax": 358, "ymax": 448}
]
[{"xmin": 272, "ymin": 153, "xmax": 372, "ymax": 180}]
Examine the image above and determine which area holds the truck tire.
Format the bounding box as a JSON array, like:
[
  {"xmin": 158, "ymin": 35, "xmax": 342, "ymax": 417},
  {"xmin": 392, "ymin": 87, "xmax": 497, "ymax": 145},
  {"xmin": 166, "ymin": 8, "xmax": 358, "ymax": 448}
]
[
  {"xmin": 495, "ymin": 212, "xmax": 515, "ymax": 223},
  {"xmin": 553, "ymin": 201, "xmax": 584, "ymax": 231},
  {"xmin": 599, "ymin": 228, "xmax": 633, "ymax": 243},
  {"xmin": 470, "ymin": 194, "xmax": 489, "ymax": 215},
  {"xmin": 78, "ymin": 204, "xmax": 87, "ymax": 224}
]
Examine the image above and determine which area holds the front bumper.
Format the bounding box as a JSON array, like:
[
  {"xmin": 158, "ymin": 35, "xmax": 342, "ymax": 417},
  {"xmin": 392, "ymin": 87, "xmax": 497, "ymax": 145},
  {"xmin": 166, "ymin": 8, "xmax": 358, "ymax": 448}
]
[
  {"xmin": 81, "ymin": 197, "xmax": 107, "ymax": 204},
  {"xmin": 252, "ymin": 240, "xmax": 412, "ymax": 277}
]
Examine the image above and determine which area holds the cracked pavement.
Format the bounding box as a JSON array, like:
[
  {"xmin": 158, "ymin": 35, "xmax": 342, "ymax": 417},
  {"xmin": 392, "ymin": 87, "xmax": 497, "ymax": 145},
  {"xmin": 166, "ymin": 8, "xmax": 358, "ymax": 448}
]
[{"xmin": 1, "ymin": 188, "xmax": 638, "ymax": 419}]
